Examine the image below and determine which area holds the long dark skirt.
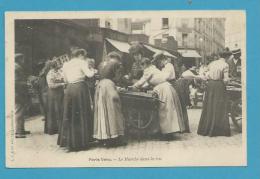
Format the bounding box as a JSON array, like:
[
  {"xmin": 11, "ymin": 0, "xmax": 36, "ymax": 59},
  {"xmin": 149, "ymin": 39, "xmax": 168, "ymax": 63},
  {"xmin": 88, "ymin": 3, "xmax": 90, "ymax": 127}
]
[
  {"xmin": 44, "ymin": 87, "xmax": 63, "ymax": 135},
  {"xmin": 197, "ymin": 80, "xmax": 230, "ymax": 137},
  {"xmin": 57, "ymin": 82, "xmax": 92, "ymax": 151},
  {"xmin": 176, "ymin": 78, "xmax": 193, "ymax": 106},
  {"xmin": 39, "ymin": 91, "xmax": 48, "ymax": 120},
  {"xmin": 171, "ymin": 79, "xmax": 190, "ymax": 133}
]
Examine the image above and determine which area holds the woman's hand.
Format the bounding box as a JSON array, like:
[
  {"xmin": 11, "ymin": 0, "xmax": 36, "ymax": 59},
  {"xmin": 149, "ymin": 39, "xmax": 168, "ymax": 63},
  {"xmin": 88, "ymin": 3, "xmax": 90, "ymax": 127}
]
[
  {"xmin": 116, "ymin": 86, "xmax": 126, "ymax": 92},
  {"xmin": 124, "ymin": 75, "xmax": 130, "ymax": 80},
  {"xmin": 128, "ymin": 85, "xmax": 139, "ymax": 92}
]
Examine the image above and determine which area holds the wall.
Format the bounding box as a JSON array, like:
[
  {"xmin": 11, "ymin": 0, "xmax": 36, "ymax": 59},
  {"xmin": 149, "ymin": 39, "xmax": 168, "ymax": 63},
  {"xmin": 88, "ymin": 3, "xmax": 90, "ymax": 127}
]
[
  {"xmin": 100, "ymin": 18, "xmax": 132, "ymax": 34},
  {"xmin": 147, "ymin": 17, "xmax": 225, "ymax": 61}
]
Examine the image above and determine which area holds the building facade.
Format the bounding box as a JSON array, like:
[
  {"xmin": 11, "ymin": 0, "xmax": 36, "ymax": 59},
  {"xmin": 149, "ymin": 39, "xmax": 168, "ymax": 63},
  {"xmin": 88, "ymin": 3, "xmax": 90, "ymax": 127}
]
[
  {"xmin": 65, "ymin": 18, "xmax": 132, "ymax": 34},
  {"xmin": 99, "ymin": 18, "xmax": 132, "ymax": 34},
  {"xmin": 131, "ymin": 18, "xmax": 225, "ymax": 61},
  {"xmin": 225, "ymin": 17, "xmax": 244, "ymax": 51},
  {"xmin": 193, "ymin": 18, "xmax": 226, "ymax": 60}
]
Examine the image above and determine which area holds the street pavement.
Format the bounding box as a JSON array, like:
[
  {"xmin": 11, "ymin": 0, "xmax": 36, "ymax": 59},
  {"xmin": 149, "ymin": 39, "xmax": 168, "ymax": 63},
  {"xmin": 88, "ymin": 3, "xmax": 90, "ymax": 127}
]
[{"xmin": 7, "ymin": 108, "xmax": 245, "ymax": 167}]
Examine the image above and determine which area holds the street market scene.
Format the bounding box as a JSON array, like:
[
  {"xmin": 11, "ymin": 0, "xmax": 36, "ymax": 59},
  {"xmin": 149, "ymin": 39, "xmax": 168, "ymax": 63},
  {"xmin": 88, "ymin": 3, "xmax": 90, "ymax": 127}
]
[{"xmin": 6, "ymin": 12, "xmax": 246, "ymax": 167}]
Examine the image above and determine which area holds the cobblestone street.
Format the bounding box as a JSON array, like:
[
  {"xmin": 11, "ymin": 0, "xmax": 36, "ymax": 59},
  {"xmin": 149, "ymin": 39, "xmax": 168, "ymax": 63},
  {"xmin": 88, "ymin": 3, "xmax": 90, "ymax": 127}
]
[{"xmin": 7, "ymin": 108, "xmax": 245, "ymax": 167}]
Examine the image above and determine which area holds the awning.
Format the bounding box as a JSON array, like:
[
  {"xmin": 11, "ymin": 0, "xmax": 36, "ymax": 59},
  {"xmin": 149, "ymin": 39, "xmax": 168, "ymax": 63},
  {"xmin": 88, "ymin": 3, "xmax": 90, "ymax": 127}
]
[
  {"xmin": 106, "ymin": 38, "xmax": 130, "ymax": 53},
  {"xmin": 178, "ymin": 49, "xmax": 201, "ymax": 58},
  {"xmin": 144, "ymin": 44, "xmax": 177, "ymax": 58}
]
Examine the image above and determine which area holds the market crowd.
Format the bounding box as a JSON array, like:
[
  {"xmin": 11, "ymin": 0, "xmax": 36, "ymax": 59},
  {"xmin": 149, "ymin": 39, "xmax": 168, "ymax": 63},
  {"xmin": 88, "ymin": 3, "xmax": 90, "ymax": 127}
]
[{"xmin": 15, "ymin": 43, "xmax": 241, "ymax": 152}]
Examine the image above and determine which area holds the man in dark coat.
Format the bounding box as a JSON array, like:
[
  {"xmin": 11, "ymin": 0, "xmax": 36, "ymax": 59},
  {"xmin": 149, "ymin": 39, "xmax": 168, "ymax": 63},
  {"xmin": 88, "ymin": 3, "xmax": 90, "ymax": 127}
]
[
  {"xmin": 230, "ymin": 49, "xmax": 242, "ymax": 78},
  {"xmin": 15, "ymin": 53, "xmax": 31, "ymax": 138},
  {"xmin": 227, "ymin": 49, "xmax": 241, "ymax": 78}
]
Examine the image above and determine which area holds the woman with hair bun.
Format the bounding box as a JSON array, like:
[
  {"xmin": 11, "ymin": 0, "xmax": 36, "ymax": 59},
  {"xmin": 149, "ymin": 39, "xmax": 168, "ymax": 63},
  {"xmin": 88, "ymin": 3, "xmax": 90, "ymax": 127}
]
[
  {"xmin": 132, "ymin": 58, "xmax": 185, "ymax": 140},
  {"xmin": 153, "ymin": 52, "xmax": 190, "ymax": 133},
  {"xmin": 197, "ymin": 51, "xmax": 231, "ymax": 137},
  {"xmin": 58, "ymin": 48, "xmax": 97, "ymax": 151},
  {"xmin": 93, "ymin": 51, "xmax": 126, "ymax": 147}
]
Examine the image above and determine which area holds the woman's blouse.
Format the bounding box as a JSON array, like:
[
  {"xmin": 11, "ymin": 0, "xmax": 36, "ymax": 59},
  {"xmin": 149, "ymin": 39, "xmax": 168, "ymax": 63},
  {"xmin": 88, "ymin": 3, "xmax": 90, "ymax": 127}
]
[
  {"xmin": 134, "ymin": 65, "xmax": 167, "ymax": 88},
  {"xmin": 62, "ymin": 58, "xmax": 95, "ymax": 83},
  {"xmin": 199, "ymin": 65, "xmax": 209, "ymax": 80},
  {"xmin": 161, "ymin": 62, "xmax": 176, "ymax": 81},
  {"xmin": 207, "ymin": 58, "xmax": 229, "ymax": 82},
  {"xmin": 46, "ymin": 69, "xmax": 64, "ymax": 89}
]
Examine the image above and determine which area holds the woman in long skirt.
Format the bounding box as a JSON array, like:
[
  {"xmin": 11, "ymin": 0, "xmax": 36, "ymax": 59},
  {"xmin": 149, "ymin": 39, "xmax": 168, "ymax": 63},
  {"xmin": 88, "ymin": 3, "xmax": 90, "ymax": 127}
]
[
  {"xmin": 153, "ymin": 53, "xmax": 190, "ymax": 133},
  {"xmin": 197, "ymin": 55, "xmax": 231, "ymax": 137},
  {"xmin": 133, "ymin": 58, "xmax": 185, "ymax": 139},
  {"xmin": 173, "ymin": 78, "xmax": 192, "ymax": 132},
  {"xmin": 93, "ymin": 52, "xmax": 125, "ymax": 147},
  {"xmin": 44, "ymin": 61, "xmax": 64, "ymax": 135},
  {"xmin": 57, "ymin": 48, "xmax": 96, "ymax": 151},
  {"xmin": 153, "ymin": 82, "xmax": 185, "ymax": 134}
]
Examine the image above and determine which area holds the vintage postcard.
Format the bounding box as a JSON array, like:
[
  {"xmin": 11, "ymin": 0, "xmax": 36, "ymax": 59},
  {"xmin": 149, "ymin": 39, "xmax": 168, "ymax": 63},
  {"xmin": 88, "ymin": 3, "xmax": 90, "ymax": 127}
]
[{"xmin": 5, "ymin": 11, "xmax": 246, "ymax": 167}]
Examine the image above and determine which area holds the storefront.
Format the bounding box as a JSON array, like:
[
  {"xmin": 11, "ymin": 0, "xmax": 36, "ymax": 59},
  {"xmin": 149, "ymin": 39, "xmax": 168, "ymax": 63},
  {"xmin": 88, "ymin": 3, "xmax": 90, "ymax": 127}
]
[
  {"xmin": 15, "ymin": 18, "xmax": 183, "ymax": 80},
  {"xmin": 178, "ymin": 49, "xmax": 202, "ymax": 68},
  {"xmin": 15, "ymin": 19, "xmax": 129, "ymax": 75},
  {"xmin": 104, "ymin": 38, "xmax": 181, "ymax": 75}
]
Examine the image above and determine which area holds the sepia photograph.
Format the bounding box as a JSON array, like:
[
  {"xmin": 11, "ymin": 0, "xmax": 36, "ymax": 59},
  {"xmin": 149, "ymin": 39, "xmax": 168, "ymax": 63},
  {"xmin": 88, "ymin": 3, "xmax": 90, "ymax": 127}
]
[{"xmin": 5, "ymin": 11, "xmax": 246, "ymax": 167}]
